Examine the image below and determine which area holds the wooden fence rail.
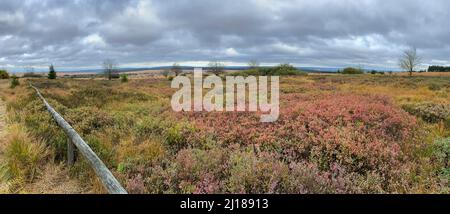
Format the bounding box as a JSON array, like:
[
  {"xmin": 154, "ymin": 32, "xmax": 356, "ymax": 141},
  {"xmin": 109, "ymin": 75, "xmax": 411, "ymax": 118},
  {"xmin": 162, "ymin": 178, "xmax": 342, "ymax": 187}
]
[{"xmin": 30, "ymin": 83, "xmax": 127, "ymax": 194}]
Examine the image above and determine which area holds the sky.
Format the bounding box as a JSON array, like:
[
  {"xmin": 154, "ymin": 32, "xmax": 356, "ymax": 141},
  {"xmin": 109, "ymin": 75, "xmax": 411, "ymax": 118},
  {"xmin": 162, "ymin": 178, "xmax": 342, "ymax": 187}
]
[{"xmin": 1, "ymin": 0, "xmax": 450, "ymax": 72}]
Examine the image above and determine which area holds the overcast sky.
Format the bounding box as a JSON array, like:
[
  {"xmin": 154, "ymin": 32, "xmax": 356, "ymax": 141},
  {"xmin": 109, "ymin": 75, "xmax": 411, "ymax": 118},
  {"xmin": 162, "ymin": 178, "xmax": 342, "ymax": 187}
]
[{"xmin": 1, "ymin": 0, "xmax": 450, "ymax": 71}]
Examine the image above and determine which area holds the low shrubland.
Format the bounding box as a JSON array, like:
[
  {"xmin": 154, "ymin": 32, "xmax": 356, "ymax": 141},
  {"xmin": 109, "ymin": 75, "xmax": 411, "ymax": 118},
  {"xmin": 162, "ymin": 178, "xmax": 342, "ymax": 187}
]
[
  {"xmin": 0, "ymin": 74, "xmax": 448, "ymax": 193},
  {"xmin": 22, "ymin": 72, "xmax": 44, "ymax": 78}
]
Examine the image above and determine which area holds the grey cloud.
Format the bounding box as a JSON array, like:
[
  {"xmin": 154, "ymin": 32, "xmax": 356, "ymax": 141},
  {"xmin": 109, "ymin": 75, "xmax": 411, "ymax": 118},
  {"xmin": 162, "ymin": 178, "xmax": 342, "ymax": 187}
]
[{"xmin": 1, "ymin": 0, "xmax": 450, "ymax": 71}]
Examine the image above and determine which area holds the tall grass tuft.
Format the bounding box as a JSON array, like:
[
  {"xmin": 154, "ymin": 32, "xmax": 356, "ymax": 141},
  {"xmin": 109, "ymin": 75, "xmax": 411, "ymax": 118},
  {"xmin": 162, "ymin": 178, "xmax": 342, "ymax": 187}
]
[{"xmin": 0, "ymin": 124, "xmax": 49, "ymax": 193}]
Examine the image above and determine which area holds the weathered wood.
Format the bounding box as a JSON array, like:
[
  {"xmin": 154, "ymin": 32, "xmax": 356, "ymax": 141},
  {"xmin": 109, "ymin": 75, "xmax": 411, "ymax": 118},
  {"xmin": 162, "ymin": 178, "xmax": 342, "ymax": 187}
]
[
  {"xmin": 67, "ymin": 138, "xmax": 75, "ymax": 167},
  {"xmin": 30, "ymin": 83, "xmax": 127, "ymax": 194}
]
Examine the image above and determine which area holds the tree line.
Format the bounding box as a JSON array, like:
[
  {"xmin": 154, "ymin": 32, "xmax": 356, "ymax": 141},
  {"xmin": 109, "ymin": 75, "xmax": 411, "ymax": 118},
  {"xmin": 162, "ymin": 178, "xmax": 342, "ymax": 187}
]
[{"xmin": 428, "ymin": 65, "xmax": 450, "ymax": 72}]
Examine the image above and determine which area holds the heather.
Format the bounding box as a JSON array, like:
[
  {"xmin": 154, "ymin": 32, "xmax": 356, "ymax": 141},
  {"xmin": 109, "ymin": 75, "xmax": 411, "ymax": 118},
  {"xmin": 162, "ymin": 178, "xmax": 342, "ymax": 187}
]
[{"xmin": 0, "ymin": 74, "xmax": 448, "ymax": 193}]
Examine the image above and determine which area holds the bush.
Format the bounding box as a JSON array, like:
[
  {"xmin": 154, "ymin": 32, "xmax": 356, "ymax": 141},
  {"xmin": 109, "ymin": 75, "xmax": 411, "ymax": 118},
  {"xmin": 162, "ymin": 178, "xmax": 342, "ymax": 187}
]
[
  {"xmin": 403, "ymin": 103, "xmax": 450, "ymax": 126},
  {"xmin": 65, "ymin": 106, "xmax": 115, "ymax": 135},
  {"xmin": 432, "ymin": 138, "xmax": 450, "ymax": 190},
  {"xmin": 117, "ymin": 139, "xmax": 166, "ymax": 166},
  {"xmin": 0, "ymin": 70, "xmax": 9, "ymax": 79},
  {"xmin": 226, "ymin": 151, "xmax": 289, "ymax": 193},
  {"xmin": 270, "ymin": 64, "xmax": 305, "ymax": 76},
  {"xmin": 120, "ymin": 74, "xmax": 128, "ymax": 83},
  {"xmin": 283, "ymin": 162, "xmax": 382, "ymax": 193},
  {"xmin": 141, "ymin": 148, "xmax": 227, "ymax": 194},
  {"xmin": 342, "ymin": 67, "xmax": 364, "ymax": 74},
  {"xmin": 231, "ymin": 64, "xmax": 307, "ymax": 76},
  {"xmin": 22, "ymin": 72, "xmax": 43, "ymax": 78},
  {"xmin": 111, "ymin": 73, "xmax": 120, "ymax": 79},
  {"xmin": 10, "ymin": 75, "xmax": 19, "ymax": 88},
  {"xmin": 164, "ymin": 122, "xmax": 198, "ymax": 152}
]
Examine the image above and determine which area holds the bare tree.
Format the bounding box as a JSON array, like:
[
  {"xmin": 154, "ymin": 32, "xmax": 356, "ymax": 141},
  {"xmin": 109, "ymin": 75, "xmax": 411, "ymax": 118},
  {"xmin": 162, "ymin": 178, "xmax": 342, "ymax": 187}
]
[
  {"xmin": 400, "ymin": 47, "xmax": 421, "ymax": 76},
  {"xmin": 103, "ymin": 59, "xmax": 117, "ymax": 80},
  {"xmin": 171, "ymin": 63, "xmax": 182, "ymax": 76},
  {"xmin": 248, "ymin": 60, "xmax": 260, "ymax": 69},
  {"xmin": 208, "ymin": 60, "xmax": 225, "ymax": 75}
]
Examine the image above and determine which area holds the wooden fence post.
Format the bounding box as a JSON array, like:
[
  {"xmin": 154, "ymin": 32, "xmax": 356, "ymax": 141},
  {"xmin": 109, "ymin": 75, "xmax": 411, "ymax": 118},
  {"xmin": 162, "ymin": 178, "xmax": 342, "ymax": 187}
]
[{"xmin": 67, "ymin": 138, "xmax": 75, "ymax": 167}]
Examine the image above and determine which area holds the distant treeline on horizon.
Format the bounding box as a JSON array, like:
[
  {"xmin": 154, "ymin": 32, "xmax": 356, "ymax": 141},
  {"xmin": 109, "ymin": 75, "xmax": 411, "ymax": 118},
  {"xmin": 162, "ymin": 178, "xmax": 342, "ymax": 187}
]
[{"xmin": 428, "ymin": 65, "xmax": 450, "ymax": 72}]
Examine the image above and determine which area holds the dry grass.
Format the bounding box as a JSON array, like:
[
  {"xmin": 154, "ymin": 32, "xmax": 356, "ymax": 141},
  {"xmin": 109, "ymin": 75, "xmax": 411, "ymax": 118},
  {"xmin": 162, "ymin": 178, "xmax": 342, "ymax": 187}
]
[
  {"xmin": 393, "ymin": 72, "xmax": 450, "ymax": 77},
  {"xmin": 22, "ymin": 163, "xmax": 86, "ymax": 194}
]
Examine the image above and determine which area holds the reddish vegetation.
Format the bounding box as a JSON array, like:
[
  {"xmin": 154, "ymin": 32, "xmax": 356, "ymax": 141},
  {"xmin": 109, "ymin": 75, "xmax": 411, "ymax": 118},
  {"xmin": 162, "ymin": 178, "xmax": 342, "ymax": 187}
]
[{"xmin": 179, "ymin": 94, "xmax": 423, "ymax": 193}]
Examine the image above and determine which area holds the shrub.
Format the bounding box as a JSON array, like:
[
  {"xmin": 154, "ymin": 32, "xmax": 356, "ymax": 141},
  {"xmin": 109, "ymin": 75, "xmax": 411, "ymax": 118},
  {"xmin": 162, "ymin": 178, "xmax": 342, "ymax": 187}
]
[
  {"xmin": 135, "ymin": 117, "xmax": 167, "ymax": 140},
  {"xmin": 65, "ymin": 107, "xmax": 115, "ymax": 135},
  {"xmin": 145, "ymin": 148, "xmax": 228, "ymax": 194},
  {"xmin": 0, "ymin": 70, "xmax": 9, "ymax": 79},
  {"xmin": 231, "ymin": 64, "xmax": 307, "ymax": 76},
  {"xmin": 120, "ymin": 74, "xmax": 128, "ymax": 83},
  {"xmin": 164, "ymin": 122, "xmax": 198, "ymax": 152},
  {"xmin": 111, "ymin": 73, "xmax": 120, "ymax": 79},
  {"xmin": 342, "ymin": 67, "xmax": 364, "ymax": 74},
  {"xmin": 117, "ymin": 139, "xmax": 166, "ymax": 166},
  {"xmin": 270, "ymin": 64, "xmax": 304, "ymax": 76},
  {"xmin": 283, "ymin": 162, "xmax": 383, "ymax": 193},
  {"xmin": 226, "ymin": 151, "xmax": 289, "ymax": 193},
  {"xmin": 126, "ymin": 174, "xmax": 146, "ymax": 194},
  {"xmin": 22, "ymin": 72, "xmax": 43, "ymax": 78},
  {"xmin": 432, "ymin": 138, "xmax": 450, "ymax": 190},
  {"xmin": 403, "ymin": 103, "xmax": 450, "ymax": 126},
  {"xmin": 10, "ymin": 75, "xmax": 19, "ymax": 88}
]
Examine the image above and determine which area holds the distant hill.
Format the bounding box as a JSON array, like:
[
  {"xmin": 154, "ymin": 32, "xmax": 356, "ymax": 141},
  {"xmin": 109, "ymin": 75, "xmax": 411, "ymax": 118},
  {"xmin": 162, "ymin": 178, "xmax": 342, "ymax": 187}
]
[
  {"xmin": 60, "ymin": 66, "xmax": 342, "ymax": 74},
  {"xmin": 18, "ymin": 65, "xmax": 401, "ymax": 74}
]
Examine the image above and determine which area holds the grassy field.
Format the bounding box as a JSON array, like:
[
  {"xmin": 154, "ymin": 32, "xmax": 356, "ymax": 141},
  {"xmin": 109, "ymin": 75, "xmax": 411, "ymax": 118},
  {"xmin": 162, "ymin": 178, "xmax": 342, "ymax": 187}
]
[{"xmin": 0, "ymin": 73, "xmax": 449, "ymax": 194}]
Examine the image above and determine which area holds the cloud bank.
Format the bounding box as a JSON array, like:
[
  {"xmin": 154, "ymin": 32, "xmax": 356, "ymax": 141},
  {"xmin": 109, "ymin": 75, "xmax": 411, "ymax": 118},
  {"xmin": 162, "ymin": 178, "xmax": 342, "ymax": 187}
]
[{"xmin": 1, "ymin": 0, "xmax": 450, "ymax": 71}]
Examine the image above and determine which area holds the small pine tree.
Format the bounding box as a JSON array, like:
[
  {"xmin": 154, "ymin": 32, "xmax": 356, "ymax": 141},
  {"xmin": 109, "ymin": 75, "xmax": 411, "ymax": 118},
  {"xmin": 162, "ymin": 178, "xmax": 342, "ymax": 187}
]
[
  {"xmin": 10, "ymin": 75, "xmax": 19, "ymax": 88},
  {"xmin": 48, "ymin": 64, "xmax": 57, "ymax": 79}
]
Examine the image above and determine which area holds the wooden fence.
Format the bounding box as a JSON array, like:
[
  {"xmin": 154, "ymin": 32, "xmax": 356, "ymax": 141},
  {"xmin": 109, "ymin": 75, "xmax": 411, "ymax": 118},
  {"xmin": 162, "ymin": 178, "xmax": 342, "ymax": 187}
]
[{"xmin": 30, "ymin": 83, "xmax": 127, "ymax": 194}]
